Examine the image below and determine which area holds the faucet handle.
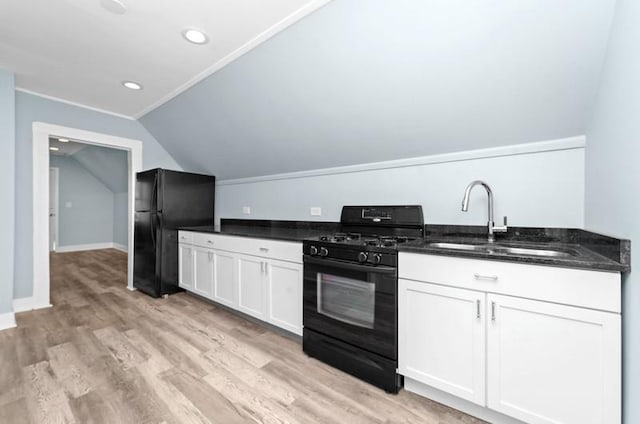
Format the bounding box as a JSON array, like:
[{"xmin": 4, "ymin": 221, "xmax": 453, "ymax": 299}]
[{"xmin": 493, "ymin": 216, "xmax": 508, "ymax": 233}]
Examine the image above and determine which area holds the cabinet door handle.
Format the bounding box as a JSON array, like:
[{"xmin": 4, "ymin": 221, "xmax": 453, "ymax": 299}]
[
  {"xmin": 208, "ymin": 251, "xmax": 213, "ymax": 261},
  {"xmin": 476, "ymin": 300, "xmax": 481, "ymax": 319},
  {"xmin": 491, "ymin": 301, "xmax": 496, "ymax": 322},
  {"xmin": 260, "ymin": 261, "xmax": 264, "ymax": 273},
  {"xmin": 474, "ymin": 273, "xmax": 498, "ymax": 281},
  {"xmin": 264, "ymin": 262, "xmax": 268, "ymax": 276}
]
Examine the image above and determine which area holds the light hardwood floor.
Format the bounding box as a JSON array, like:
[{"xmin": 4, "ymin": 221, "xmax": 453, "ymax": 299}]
[{"xmin": 0, "ymin": 249, "xmax": 485, "ymax": 424}]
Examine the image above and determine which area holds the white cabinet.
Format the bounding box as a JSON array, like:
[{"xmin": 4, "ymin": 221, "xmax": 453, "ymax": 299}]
[
  {"xmin": 193, "ymin": 247, "xmax": 214, "ymax": 298},
  {"xmin": 486, "ymin": 294, "xmax": 621, "ymax": 424},
  {"xmin": 178, "ymin": 231, "xmax": 303, "ymax": 336},
  {"xmin": 399, "ymin": 279, "xmax": 486, "ymax": 405},
  {"xmin": 213, "ymin": 250, "xmax": 237, "ymax": 308},
  {"xmin": 266, "ymin": 259, "xmax": 303, "ymax": 335},
  {"xmin": 178, "ymin": 243, "xmax": 194, "ymax": 290},
  {"xmin": 237, "ymin": 254, "xmax": 267, "ymax": 320},
  {"xmin": 398, "ymin": 252, "xmax": 622, "ymax": 424}
]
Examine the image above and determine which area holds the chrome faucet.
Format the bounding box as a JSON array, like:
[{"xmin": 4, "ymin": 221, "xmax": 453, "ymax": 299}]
[{"xmin": 461, "ymin": 180, "xmax": 508, "ymax": 243}]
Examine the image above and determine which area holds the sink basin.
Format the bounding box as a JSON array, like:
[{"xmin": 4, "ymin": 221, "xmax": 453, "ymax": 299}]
[
  {"xmin": 427, "ymin": 242, "xmax": 486, "ymax": 251},
  {"xmin": 427, "ymin": 242, "xmax": 579, "ymax": 258},
  {"xmin": 497, "ymin": 247, "xmax": 575, "ymax": 258}
]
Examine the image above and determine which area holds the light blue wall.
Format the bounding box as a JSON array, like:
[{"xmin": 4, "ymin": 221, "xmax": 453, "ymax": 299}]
[
  {"xmin": 50, "ymin": 156, "xmax": 115, "ymax": 247},
  {"xmin": 217, "ymin": 144, "xmax": 585, "ymax": 229},
  {"xmin": 113, "ymin": 192, "xmax": 128, "ymax": 247},
  {"xmin": 141, "ymin": 0, "xmax": 615, "ymax": 180},
  {"xmin": 0, "ymin": 69, "xmax": 15, "ymax": 315},
  {"xmin": 14, "ymin": 91, "xmax": 181, "ymax": 299},
  {"xmin": 73, "ymin": 145, "xmax": 128, "ymax": 193},
  {"xmin": 585, "ymin": 0, "xmax": 640, "ymax": 422}
]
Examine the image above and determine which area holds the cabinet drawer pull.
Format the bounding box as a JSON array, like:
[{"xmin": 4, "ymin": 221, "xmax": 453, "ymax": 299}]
[
  {"xmin": 474, "ymin": 273, "xmax": 498, "ymax": 281},
  {"xmin": 476, "ymin": 299, "xmax": 481, "ymax": 319},
  {"xmin": 259, "ymin": 247, "xmax": 269, "ymax": 252},
  {"xmin": 207, "ymin": 240, "xmax": 214, "ymax": 244},
  {"xmin": 180, "ymin": 236, "xmax": 187, "ymax": 240}
]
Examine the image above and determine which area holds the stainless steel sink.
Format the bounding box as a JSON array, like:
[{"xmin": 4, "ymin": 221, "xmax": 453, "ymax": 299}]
[
  {"xmin": 496, "ymin": 246, "xmax": 575, "ymax": 258},
  {"xmin": 427, "ymin": 242, "xmax": 579, "ymax": 258},
  {"xmin": 427, "ymin": 242, "xmax": 487, "ymax": 251}
]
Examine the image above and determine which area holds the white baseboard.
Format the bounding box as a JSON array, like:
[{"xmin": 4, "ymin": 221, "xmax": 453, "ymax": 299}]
[
  {"xmin": 55, "ymin": 242, "xmax": 128, "ymax": 253},
  {"xmin": 112, "ymin": 243, "xmax": 128, "ymax": 253},
  {"xmin": 0, "ymin": 312, "xmax": 17, "ymax": 331},
  {"xmin": 13, "ymin": 296, "xmax": 53, "ymax": 313}
]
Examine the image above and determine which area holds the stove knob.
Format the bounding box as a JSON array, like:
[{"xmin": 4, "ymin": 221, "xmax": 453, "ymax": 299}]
[
  {"xmin": 319, "ymin": 247, "xmax": 329, "ymax": 257},
  {"xmin": 358, "ymin": 252, "xmax": 368, "ymax": 263},
  {"xmin": 372, "ymin": 253, "xmax": 382, "ymax": 264},
  {"xmin": 309, "ymin": 246, "xmax": 318, "ymax": 256}
]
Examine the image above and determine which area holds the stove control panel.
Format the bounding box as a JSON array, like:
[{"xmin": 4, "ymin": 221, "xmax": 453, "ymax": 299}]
[{"xmin": 304, "ymin": 243, "xmax": 398, "ymax": 267}]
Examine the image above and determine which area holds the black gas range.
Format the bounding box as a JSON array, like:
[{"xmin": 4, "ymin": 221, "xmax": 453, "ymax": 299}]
[{"xmin": 302, "ymin": 205, "xmax": 424, "ymax": 393}]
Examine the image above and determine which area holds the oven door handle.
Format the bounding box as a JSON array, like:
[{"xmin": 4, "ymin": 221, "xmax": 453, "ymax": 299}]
[{"xmin": 303, "ymin": 255, "xmax": 397, "ymax": 274}]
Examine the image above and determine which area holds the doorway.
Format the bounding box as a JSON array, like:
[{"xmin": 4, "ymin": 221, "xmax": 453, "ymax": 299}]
[
  {"xmin": 49, "ymin": 167, "xmax": 59, "ymax": 251},
  {"xmin": 30, "ymin": 122, "xmax": 143, "ymax": 311}
]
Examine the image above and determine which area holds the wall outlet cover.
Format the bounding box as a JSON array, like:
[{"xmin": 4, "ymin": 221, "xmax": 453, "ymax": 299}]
[
  {"xmin": 310, "ymin": 207, "xmax": 322, "ymax": 216},
  {"xmin": 242, "ymin": 206, "xmax": 251, "ymax": 215}
]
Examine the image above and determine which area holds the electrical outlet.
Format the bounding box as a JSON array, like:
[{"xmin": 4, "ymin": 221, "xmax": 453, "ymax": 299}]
[
  {"xmin": 310, "ymin": 207, "xmax": 322, "ymax": 216},
  {"xmin": 242, "ymin": 206, "xmax": 251, "ymax": 215}
]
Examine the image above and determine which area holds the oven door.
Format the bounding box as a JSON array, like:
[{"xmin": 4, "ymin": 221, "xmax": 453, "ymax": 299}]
[{"xmin": 303, "ymin": 255, "xmax": 397, "ymax": 359}]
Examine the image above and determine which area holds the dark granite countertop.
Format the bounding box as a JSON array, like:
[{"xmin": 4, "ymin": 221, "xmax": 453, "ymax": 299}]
[
  {"xmin": 180, "ymin": 219, "xmax": 340, "ymax": 243},
  {"xmin": 181, "ymin": 220, "xmax": 630, "ymax": 273},
  {"xmin": 399, "ymin": 225, "xmax": 630, "ymax": 273}
]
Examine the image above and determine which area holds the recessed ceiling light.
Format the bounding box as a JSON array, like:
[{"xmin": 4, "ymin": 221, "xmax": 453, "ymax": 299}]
[
  {"xmin": 49, "ymin": 146, "xmax": 59, "ymax": 151},
  {"xmin": 182, "ymin": 28, "xmax": 208, "ymax": 45},
  {"xmin": 122, "ymin": 81, "xmax": 143, "ymax": 90},
  {"xmin": 58, "ymin": 138, "xmax": 69, "ymax": 143}
]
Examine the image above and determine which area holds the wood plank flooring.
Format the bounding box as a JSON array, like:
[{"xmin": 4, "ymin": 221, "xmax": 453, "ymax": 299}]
[{"xmin": 0, "ymin": 249, "xmax": 485, "ymax": 423}]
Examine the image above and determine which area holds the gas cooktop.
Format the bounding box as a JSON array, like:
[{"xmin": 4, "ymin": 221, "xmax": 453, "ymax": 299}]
[{"xmin": 313, "ymin": 232, "xmax": 418, "ymax": 249}]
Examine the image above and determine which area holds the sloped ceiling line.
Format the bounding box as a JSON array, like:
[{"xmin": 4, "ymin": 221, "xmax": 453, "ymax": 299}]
[
  {"xmin": 140, "ymin": 0, "xmax": 617, "ymax": 180},
  {"xmin": 71, "ymin": 145, "xmax": 128, "ymax": 193}
]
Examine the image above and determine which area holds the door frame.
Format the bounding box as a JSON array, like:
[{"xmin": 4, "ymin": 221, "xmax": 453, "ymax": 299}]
[
  {"xmin": 31, "ymin": 122, "xmax": 143, "ymax": 310},
  {"xmin": 49, "ymin": 167, "xmax": 59, "ymax": 252}
]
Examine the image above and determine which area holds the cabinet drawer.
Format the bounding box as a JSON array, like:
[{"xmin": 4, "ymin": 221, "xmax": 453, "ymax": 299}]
[
  {"xmin": 188, "ymin": 233, "xmax": 302, "ymax": 264},
  {"xmin": 192, "ymin": 232, "xmax": 219, "ymax": 249},
  {"xmin": 399, "ymin": 253, "xmax": 621, "ymax": 313},
  {"xmin": 178, "ymin": 231, "xmax": 194, "ymax": 245}
]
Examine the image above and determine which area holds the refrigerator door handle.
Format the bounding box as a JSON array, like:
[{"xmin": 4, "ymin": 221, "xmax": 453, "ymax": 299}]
[
  {"xmin": 151, "ymin": 173, "xmax": 158, "ymax": 212},
  {"xmin": 150, "ymin": 212, "xmax": 157, "ymax": 248}
]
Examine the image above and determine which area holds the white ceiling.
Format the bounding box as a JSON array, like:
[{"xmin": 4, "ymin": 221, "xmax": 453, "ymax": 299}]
[{"xmin": 0, "ymin": 0, "xmax": 331, "ymax": 118}]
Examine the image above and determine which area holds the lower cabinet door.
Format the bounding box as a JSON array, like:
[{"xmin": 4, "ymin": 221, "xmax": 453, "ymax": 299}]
[
  {"xmin": 398, "ymin": 279, "xmax": 486, "ymax": 405},
  {"xmin": 265, "ymin": 259, "xmax": 302, "ymax": 335},
  {"xmin": 237, "ymin": 254, "xmax": 266, "ymax": 320},
  {"xmin": 212, "ymin": 250, "xmax": 237, "ymax": 308},
  {"xmin": 487, "ymin": 294, "xmax": 621, "ymax": 424},
  {"xmin": 178, "ymin": 243, "xmax": 194, "ymax": 290},
  {"xmin": 193, "ymin": 247, "xmax": 214, "ymax": 298}
]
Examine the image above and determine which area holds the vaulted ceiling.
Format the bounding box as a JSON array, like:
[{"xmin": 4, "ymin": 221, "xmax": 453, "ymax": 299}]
[
  {"xmin": 3, "ymin": 0, "xmax": 618, "ymax": 180},
  {"xmin": 139, "ymin": 0, "xmax": 617, "ymax": 179},
  {"xmin": 49, "ymin": 140, "xmax": 128, "ymax": 193},
  {"xmin": 0, "ymin": 0, "xmax": 329, "ymax": 117}
]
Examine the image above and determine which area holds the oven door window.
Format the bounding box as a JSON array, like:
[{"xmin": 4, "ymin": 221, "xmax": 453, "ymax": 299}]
[{"xmin": 317, "ymin": 273, "xmax": 375, "ymax": 329}]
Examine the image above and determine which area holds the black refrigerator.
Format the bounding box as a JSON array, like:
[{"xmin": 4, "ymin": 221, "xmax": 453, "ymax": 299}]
[{"xmin": 134, "ymin": 168, "xmax": 215, "ymax": 297}]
